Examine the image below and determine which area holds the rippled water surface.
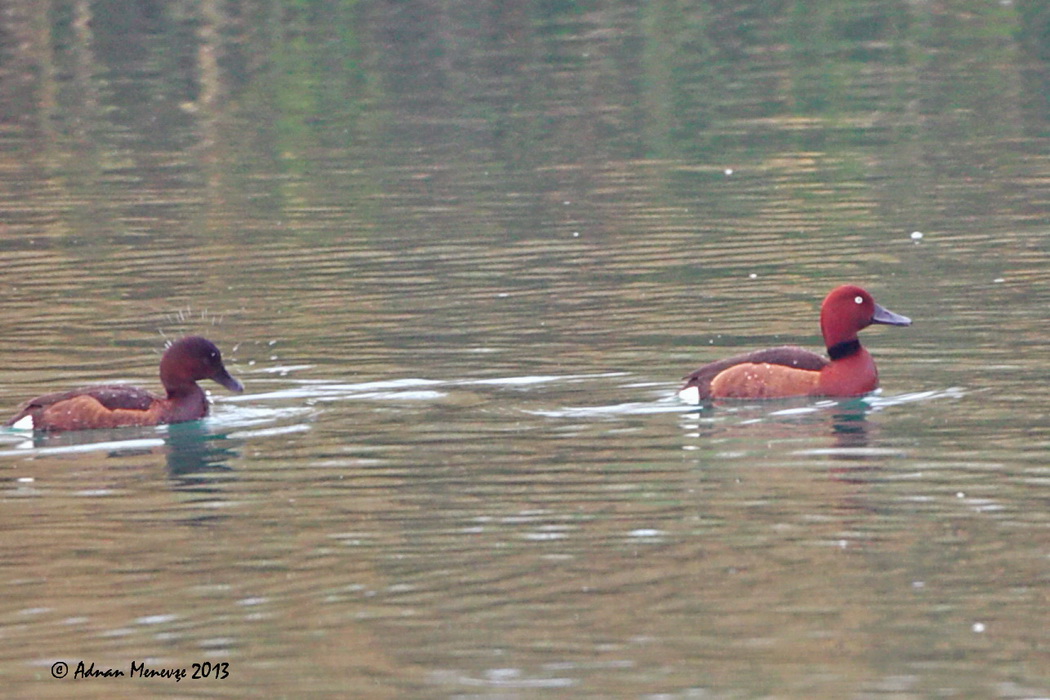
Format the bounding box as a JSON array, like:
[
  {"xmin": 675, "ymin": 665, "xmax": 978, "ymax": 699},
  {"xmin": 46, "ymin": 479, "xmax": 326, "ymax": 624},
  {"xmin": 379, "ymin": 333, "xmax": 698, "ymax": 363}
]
[{"xmin": 1, "ymin": 3, "xmax": 1048, "ymax": 698}]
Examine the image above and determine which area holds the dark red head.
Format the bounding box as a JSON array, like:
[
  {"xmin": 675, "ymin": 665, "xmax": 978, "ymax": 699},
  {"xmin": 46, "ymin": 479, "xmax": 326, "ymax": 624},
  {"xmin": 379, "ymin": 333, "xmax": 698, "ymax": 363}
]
[
  {"xmin": 819, "ymin": 285, "xmax": 911, "ymax": 349},
  {"xmin": 159, "ymin": 336, "xmax": 244, "ymax": 397}
]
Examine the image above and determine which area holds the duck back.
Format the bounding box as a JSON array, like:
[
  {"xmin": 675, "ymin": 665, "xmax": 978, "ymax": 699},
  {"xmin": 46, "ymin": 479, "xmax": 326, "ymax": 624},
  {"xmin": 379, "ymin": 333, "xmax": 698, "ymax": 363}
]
[
  {"xmin": 679, "ymin": 345, "xmax": 828, "ymax": 401},
  {"xmin": 11, "ymin": 385, "xmax": 159, "ymax": 416}
]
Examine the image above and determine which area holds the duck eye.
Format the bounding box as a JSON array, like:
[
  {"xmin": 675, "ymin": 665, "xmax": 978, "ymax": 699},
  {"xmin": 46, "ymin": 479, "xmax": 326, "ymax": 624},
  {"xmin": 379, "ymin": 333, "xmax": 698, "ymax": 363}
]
[{"xmin": 854, "ymin": 296, "xmax": 864, "ymax": 304}]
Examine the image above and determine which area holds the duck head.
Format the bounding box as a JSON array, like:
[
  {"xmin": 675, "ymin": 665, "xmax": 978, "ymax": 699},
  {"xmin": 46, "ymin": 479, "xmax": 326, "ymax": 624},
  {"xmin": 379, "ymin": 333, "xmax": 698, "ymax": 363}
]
[
  {"xmin": 159, "ymin": 336, "xmax": 244, "ymax": 397},
  {"xmin": 820, "ymin": 285, "xmax": 911, "ymax": 352}
]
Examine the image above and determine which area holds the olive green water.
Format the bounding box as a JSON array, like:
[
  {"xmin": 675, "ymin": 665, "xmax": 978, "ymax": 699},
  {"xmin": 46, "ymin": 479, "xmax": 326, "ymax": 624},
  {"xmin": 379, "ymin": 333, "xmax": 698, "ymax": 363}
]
[{"xmin": 0, "ymin": 3, "xmax": 1048, "ymax": 698}]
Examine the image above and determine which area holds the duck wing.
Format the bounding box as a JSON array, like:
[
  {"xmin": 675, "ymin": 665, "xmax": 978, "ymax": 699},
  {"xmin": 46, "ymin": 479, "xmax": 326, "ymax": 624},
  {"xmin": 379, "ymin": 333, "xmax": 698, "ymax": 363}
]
[
  {"xmin": 680, "ymin": 345, "xmax": 828, "ymax": 400},
  {"xmin": 7, "ymin": 385, "xmax": 160, "ymax": 425}
]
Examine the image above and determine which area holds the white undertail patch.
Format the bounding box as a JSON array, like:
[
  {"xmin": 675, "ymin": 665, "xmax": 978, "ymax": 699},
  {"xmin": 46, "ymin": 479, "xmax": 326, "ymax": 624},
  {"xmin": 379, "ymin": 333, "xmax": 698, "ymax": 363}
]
[
  {"xmin": 677, "ymin": 385, "xmax": 701, "ymax": 405},
  {"xmin": 9, "ymin": 415, "xmax": 34, "ymax": 431}
]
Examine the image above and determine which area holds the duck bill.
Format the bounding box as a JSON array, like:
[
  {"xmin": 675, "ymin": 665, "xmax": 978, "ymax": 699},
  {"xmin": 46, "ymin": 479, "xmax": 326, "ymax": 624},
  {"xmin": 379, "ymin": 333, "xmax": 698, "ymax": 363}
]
[
  {"xmin": 872, "ymin": 303, "xmax": 911, "ymax": 326},
  {"xmin": 213, "ymin": 368, "xmax": 245, "ymax": 393}
]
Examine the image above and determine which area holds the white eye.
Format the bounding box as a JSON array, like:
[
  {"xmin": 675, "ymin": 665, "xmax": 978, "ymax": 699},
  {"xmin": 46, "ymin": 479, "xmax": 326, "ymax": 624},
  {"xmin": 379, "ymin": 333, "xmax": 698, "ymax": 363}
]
[{"xmin": 854, "ymin": 296, "xmax": 864, "ymax": 304}]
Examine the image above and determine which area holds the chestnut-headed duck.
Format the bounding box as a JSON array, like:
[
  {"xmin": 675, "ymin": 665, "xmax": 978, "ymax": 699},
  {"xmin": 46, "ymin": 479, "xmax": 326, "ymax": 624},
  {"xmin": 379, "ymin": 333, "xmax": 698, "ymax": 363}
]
[
  {"xmin": 6, "ymin": 336, "xmax": 244, "ymax": 432},
  {"xmin": 678, "ymin": 285, "xmax": 911, "ymax": 404}
]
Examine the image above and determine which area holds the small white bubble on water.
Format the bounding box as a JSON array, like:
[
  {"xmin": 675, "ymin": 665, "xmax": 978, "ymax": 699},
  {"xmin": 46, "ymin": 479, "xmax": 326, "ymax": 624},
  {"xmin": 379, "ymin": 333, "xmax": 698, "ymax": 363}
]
[
  {"xmin": 972, "ymin": 622, "xmax": 986, "ymax": 633},
  {"xmin": 628, "ymin": 529, "xmax": 665, "ymax": 538},
  {"xmin": 237, "ymin": 597, "xmax": 267, "ymax": 607},
  {"xmin": 910, "ymin": 231, "xmax": 923, "ymax": 241},
  {"xmin": 136, "ymin": 614, "xmax": 178, "ymax": 625}
]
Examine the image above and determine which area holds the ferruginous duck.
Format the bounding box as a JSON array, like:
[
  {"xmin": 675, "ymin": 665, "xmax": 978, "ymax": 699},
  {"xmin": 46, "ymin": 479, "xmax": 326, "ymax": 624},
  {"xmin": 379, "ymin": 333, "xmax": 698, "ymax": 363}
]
[
  {"xmin": 6, "ymin": 336, "xmax": 244, "ymax": 432},
  {"xmin": 678, "ymin": 285, "xmax": 911, "ymax": 404}
]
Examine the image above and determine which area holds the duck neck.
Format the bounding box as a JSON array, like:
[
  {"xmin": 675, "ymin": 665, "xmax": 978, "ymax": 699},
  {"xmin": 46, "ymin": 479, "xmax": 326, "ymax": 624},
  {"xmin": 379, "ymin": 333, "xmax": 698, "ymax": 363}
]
[
  {"xmin": 819, "ymin": 344, "xmax": 878, "ymax": 396},
  {"xmin": 827, "ymin": 339, "xmax": 861, "ymax": 361},
  {"xmin": 164, "ymin": 383, "xmax": 209, "ymax": 420}
]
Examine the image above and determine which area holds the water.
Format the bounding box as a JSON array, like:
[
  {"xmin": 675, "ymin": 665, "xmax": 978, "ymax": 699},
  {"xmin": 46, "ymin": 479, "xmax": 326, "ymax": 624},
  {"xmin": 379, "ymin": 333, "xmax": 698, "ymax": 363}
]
[{"xmin": 1, "ymin": 2, "xmax": 1048, "ymax": 697}]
